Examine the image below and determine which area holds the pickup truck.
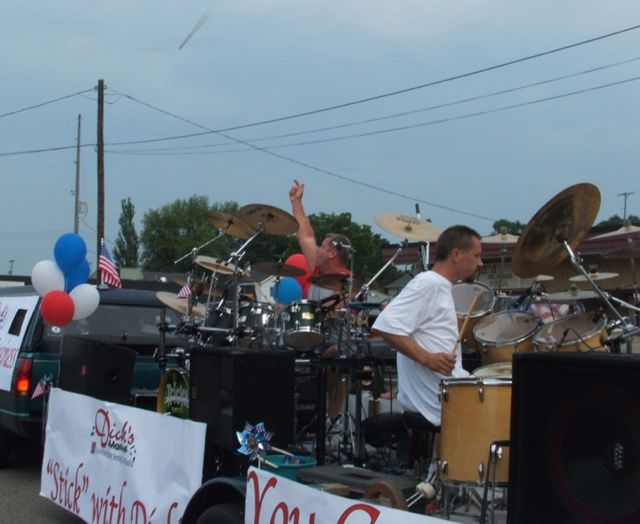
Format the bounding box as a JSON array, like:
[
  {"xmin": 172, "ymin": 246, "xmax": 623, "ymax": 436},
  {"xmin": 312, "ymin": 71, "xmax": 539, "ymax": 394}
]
[{"xmin": 0, "ymin": 285, "xmax": 183, "ymax": 466}]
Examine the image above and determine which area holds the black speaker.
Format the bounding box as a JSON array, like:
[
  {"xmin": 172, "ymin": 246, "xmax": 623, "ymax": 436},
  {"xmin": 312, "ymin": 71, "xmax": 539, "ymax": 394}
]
[
  {"xmin": 508, "ymin": 352, "xmax": 640, "ymax": 523},
  {"xmin": 189, "ymin": 347, "xmax": 295, "ymax": 451},
  {"xmin": 58, "ymin": 336, "xmax": 136, "ymax": 404}
]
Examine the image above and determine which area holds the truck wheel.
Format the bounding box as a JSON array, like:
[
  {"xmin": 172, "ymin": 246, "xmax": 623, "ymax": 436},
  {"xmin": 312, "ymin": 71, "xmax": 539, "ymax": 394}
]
[
  {"xmin": 0, "ymin": 430, "xmax": 14, "ymax": 467},
  {"xmin": 195, "ymin": 502, "xmax": 244, "ymax": 524}
]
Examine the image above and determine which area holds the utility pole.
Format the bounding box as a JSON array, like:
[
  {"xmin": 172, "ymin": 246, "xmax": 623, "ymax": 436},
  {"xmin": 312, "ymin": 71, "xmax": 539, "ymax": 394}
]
[
  {"xmin": 618, "ymin": 191, "xmax": 634, "ymax": 222},
  {"xmin": 74, "ymin": 114, "xmax": 81, "ymax": 233},
  {"xmin": 8, "ymin": 260, "xmax": 14, "ymax": 276},
  {"xmin": 96, "ymin": 80, "xmax": 105, "ymax": 262}
]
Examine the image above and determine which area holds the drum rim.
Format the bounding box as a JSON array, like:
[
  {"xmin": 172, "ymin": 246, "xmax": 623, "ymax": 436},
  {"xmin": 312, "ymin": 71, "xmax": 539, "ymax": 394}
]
[
  {"xmin": 440, "ymin": 376, "xmax": 512, "ymax": 387},
  {"xmin": 473, "ymin": 310, "xmax": 539, "ymax": 347},
  {"xmin": 533, "ymin": 311, "xmax": 606, "ymax": 347},
  {"xmin": 452, "ymin": 281, "xmax": 495, "ymax": 317}
]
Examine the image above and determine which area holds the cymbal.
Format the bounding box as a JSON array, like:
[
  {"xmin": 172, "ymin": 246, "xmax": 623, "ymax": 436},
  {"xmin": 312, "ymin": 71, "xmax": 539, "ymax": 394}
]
[
  {"xmin": 373, "ymin": 213, "xmax": 441, "ymax": 242},
  {"xmin": 569, "ymin": 271, "xmax": 619, "ymax": 282},
  {"xmin": 195, "ymin": 255, "xmax": 242, "ymax": 276},
  {"xmin": 204, "ymin": 211, "xmax": 255, "ymax": 240},
  {"xmin": 174, "ymin": 277, "xmax": 223, "ymax": 298},
  {"xmin": 546, "ymin": 289, "xmax": 599, "ymax": 300},
  {"xmin": 239, "ymin": 204, "xmax": 299, "ymax": 236},
  {"xmin": 251, "ymin": 261, "xmax": 306, "ymax": 278},
  {"xmin": 602, "ymin": 242, "xmax": 640, "ymax": 260},
  {"xmin": 481, "ymin": 232, "xmax": 519, "ymax": 244},
  {"xmin": 511, "ymin": 183, "xmax": 601, "ymax": 278},
  {"xmin": 534, "ymin": 274, "xmax": 554, "ymax": 282},
  {"xmin": 309, "ymin": 272, "xmax": 362, "ymax": 292},
  {"xmin": 156, "ymin": 291, "xmax": 207, "ymax": 318}
]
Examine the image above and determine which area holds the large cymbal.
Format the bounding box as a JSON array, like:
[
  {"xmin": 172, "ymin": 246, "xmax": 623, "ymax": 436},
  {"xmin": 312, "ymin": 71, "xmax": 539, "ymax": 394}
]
[
  {"xmin": 157, "ymin": 291, "xmax": 207, "ymax": 318},
  {"xmin": 175, "ymin": 277, "xmax": 223, "ymax": 298},
  {"xmin": 569, "ymin": 271, "xmax": 619, "ymax": 282},
  {"xmin": 195, "ymin": 255, "xmax": 243, "ymax": 275},
  {"xmin": 602, "ymin": 242, "xmax": 640, "ymax": 260},
  {"xmin": 252, "ymin": 261, "xmax": 306, "ymax": 278},
  {"xmin": 239, "ymin": 204, "xmax": 299, "ymax": 236},
  {"xmin": 374, "ymin": 213, "xmax": 441, "ymax": 242},
  {"xmin": 204, "ymin": 210, "xmax": 255, "ymax": 240},
  {"xmin": 309, "ymin": 272, "xmax": 362, "ymax": 292},
  {"xmin": 511, "ymin": 183, "xmax": 601, "ymax": 278}
]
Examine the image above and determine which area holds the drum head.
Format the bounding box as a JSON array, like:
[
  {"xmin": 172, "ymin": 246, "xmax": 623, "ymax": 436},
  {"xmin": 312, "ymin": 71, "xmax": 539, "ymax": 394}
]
[
  {"xmin": 453, "ymin": 282, "xmax": 495, "ymax": 317},
  {"xmin": 474, "ymin": 311, "xmax": 539, "ymax": 346},
  {"xmin": 534, "ymin": 312, "xmax": 605, "ymax": 348},
  {"xmin": 473, "ymin": 362, "xmax": 513, "ymax": 378}
]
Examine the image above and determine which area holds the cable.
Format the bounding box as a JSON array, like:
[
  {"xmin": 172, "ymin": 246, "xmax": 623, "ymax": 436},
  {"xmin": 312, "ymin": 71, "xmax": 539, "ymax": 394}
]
[{"xmin": 0, "ymin": 88, "xmax": 95, "ymax": 120}]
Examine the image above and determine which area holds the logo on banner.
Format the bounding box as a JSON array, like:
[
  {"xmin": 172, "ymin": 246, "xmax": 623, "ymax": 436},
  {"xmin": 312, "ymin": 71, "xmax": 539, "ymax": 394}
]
[
  {"xmin": 90, "ymin": 408, "xmax": 137, "ymax": 467},
  {"xmin": 0, "ymin": 303, "xmax": 8, "ymax": 329}
]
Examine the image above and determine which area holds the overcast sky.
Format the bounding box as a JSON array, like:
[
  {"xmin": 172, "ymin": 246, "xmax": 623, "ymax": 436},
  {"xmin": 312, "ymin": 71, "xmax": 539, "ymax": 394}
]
[{"xmin": 2, "ymin": 1, "xmax": 639, "ymax": 275}]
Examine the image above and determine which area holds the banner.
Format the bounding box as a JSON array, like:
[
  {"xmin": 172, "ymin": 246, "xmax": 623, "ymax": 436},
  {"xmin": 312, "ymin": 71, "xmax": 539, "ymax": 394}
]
[
  {"xmin": 0, "ymin": 295, "xmax": 39, "ymax": 391},
  {"xmin": 41, "ymin": 388, "xmax": 206, "ymax": 523},
  {"xmin": 245, "ymin": 466, "xmax": 448, "ymax": 524}
]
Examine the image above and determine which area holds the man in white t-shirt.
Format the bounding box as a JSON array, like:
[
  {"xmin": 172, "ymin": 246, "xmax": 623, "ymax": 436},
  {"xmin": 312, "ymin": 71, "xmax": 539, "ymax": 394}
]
[{"xmin": 372, "ymin": 225, "xmax": 483, "ymax": 427}]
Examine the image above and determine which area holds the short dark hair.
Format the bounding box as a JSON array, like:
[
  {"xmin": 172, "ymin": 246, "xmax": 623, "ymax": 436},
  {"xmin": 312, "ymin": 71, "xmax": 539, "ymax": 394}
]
[
  {"xmin": 326, "ymin": 233, "xmax": 352, "ymax": 265},
  {"xmin": 435, "ymin": 225, "xmax": 481, "ymax": 261}
]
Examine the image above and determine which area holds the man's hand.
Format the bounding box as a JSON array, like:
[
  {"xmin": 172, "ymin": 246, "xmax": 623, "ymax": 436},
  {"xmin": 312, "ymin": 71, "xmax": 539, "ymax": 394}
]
[
  {"xmin": 424, "ymin": 351, "xmax": 456, "ymax": 376},
  {"xmin": 289, "ymin": 179, "xmax": 304, "ymax": 203}
]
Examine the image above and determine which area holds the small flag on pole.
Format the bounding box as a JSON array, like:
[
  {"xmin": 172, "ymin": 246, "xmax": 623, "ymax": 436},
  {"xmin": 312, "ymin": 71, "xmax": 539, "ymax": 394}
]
[
  {"xmin": 99, "ymin": 241, "xmax": 122, "ymax": 288},
  {"xmin": 32, "ymin": 374, "xmax": 52, "ymax": 400},
  {"xmin": 177, "ymin": 284, "xmax": 192, "ymax": 299}
]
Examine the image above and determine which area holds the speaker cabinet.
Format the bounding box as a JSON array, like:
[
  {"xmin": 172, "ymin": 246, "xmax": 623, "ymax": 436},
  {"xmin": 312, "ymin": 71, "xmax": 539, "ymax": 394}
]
[
  {"xmin": 58, "ymin": 336, "xmax": 136, "ymax": 404},
  {"xmin": 508, "ymin": 352, "xmax": 640, "ymax": 523},
  {"xmin": 189, "ymin": 347, "xmax": 295, "ymax": 451}
]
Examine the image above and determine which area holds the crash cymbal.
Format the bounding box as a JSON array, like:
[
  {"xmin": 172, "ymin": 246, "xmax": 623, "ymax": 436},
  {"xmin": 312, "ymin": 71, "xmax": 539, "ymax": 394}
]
[
  {"xmin": 174, "ymin": 277, "xmax": 223, "ymax": 298},
  {"xmin": 309, "ymin": 272, "xmax": 362, "ymax": 292},
  {"xmin": 602, "ymin": 242, "xmax": 640, "ymax": 260},
  {"xmin": 195, "ymin": 255, "xmax": 242, "ymax": 275},
  {"xmin": 534, "ymin": 274, "xmax": 555, "ymax": 282},
  {"xmin": 482, "ymin": 232, "xmax": 519, "ymax": 244},
  {"xmin": 373, "ymin": 213, "xmax": 441, "ymax": 242},
  {"xmin": 251, "ymin": 261, "xmax": 306, "ymax": 278},
  {"xmin": 156, "ymin": 291, "xmax": 207, "ymax": 318},
  {"xmin": 239, "ymin": 204, "xmax": 299, "ymax": 236},
  {"xmin": 511, "ymin": 183, "xmax": 601, "ymax": 278},
  {"xmin": 569, "ymin": 271, "xmax": 619, "ymax": 282},
  {"xmin": 547, "ymin": 289, "xmax": 599, "ymax": 300},
  {"xmin": 204, "ymin": 210, "xmax": 255, "ymax": 240}
]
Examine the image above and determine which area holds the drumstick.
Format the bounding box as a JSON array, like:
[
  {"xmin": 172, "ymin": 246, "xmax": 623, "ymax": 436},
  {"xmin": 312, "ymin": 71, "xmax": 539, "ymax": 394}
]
[{"xmin": 453, "ymin": 291, "xmax": 481, "ymax": 355}]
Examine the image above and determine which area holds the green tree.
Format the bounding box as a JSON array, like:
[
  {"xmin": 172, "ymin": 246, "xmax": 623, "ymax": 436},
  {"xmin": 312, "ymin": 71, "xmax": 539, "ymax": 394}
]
[
  {"xmin": 113, "ymin": 197, "xmax": 140, "ymax": 268},
  {"xmin": 491, "ymin": 219, "xmax": 526, "ymax": 235},
  {"xmin": 595, "ymin": 214, "xmax": 640, "ymax": 227}
]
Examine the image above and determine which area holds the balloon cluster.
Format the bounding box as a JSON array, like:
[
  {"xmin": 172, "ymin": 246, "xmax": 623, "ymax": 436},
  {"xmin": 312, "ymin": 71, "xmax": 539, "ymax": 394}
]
[
  {"xmin": 31, "ymin": 233, "xmax": 100, "ymax": 327},
  {"xmin": 285, "ymin": 253, "xmax": 312, "ymax": 298}
]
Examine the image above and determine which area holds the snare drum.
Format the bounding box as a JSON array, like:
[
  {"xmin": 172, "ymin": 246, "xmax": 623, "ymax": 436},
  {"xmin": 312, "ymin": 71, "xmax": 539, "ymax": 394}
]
[
  {"xmin": 238, "ymin": 302, "xmax": 279, "ymax": 348},
  {"xmin": 439, "ymin": 377, "xmax": 511, "ymax": 485},
  {"xmin": 283, "ymin": 300, "xmax": 325, "ymax": 349},
  {"xmin": 533, "ymin": 312, "xmax": 607, "ymax": 352},
  {"xmin": 473, "ymin": 362, "xmax": 512, "ymax": 378},
  {"xmin": 157, "ymin": 369, "xmax": 189, "ymax": 418},
  {"xmin": 453, "ymin": 282, "xmax": 495, "ymax": 352},
  {"xmin": 474, "ymin": 311, "xmax": 539, "ymax": 365}
]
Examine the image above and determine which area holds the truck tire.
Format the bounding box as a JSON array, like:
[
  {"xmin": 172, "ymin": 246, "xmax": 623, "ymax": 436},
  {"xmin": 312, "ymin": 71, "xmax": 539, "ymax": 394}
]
[
  {"xmin": 0, "ymin": 430, "xmax": 14, "ymax": 467},
  {"xmin": 195, "ymin": 502, "xmax": 244, "ymax": 524}
]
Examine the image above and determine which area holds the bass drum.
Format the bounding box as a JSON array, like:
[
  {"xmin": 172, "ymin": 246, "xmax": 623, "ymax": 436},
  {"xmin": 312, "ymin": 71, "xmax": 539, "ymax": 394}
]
[
  {"xmin": 452, "ymin": 282, "xmax": 495, "ymax": 352},
  {"xmin": 156, "ymin": 369, "xmax": 189, "ymax": 418},
  {"xmin": 238, "ymin": 302, "xmax": 279, "ymax": 349},
  {"xmin": 533, "ymin": 312, "xmax": 608, "ymax": 352},
  {"xmin": 473, "ymin": 311, "xmax": 539, "ymax": 365}
]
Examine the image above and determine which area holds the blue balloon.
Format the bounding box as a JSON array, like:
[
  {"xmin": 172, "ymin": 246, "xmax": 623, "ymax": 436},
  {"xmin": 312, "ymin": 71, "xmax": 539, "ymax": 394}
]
[
  {"xmin": 54, "ymin": 233, "xmax": 87, "ymax": 273},
  {"xmin": 65, "ymin": 258, "xmax": 91, "ymax": 292},
  {"xmin": 272, "ymin": 277, "xmax": 303, "ymax": 305}
]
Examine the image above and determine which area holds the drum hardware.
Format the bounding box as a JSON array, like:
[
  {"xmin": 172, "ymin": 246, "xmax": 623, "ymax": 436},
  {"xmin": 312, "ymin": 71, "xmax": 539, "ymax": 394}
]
[
  {"xmin": 156, "ymin": 291, "xmax": 207, "ymax": 319},
  {"xmin": 355, "ymin": 239, "xmax": 408, "ymax": 302},
  {"xmin": 479, "ymin": 440, "xmax": 510, "ymax": 524}
]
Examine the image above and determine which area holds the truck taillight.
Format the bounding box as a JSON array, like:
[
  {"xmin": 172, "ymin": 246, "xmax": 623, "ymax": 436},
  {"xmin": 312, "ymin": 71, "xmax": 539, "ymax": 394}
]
[{"xmin": 15, "ymin": 358, "xmax": 32, "ymax": 397}]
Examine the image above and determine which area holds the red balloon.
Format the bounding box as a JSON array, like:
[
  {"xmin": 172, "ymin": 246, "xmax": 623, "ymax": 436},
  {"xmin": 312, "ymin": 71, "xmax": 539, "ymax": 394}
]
[
  {"xmin": 285, "ymin": 253, "xmax": 311, "ymax": 299},
  {"xmin": 41, "ymin": 290, "xmax": 75, "ymax": 327}
]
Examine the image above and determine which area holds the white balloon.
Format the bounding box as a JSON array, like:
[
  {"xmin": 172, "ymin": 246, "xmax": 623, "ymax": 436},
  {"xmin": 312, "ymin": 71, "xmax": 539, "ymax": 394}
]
[
  {"xmin": 31, "ymin": 260, "xmax": 65, "ymax": 296},
  {"xmin": 69, "ymin": 284, "xmax": 100, "ymax": 320}
]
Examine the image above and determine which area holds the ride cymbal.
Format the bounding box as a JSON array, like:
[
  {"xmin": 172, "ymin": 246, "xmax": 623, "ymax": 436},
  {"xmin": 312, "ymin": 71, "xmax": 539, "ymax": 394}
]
[
  {"xmin": 252, "ymin": 261, "xmax": 306, "ymax": 278},
  {"xmin": 511, "ymin": 183, "xmax": 601, "ymax": 278},
  {"xmin": 569, "ymin": 271, "xmax": 619, "ymax": 282},
  {"xmin": 174, "ymin": 277, "xmax": 223, "ymax": 298},
  {"xmin": 373, "ymin": 213, "xmax": 441, "ymax": 242},
  {"xmin": 156, "ymin": 291, "xmax": 207, "ymax": 318},
  {"xmin": 195, "ymin": 255, "xmax": 242, "ymax": 275},
  {"xmin": 309, "ymin": 273, "xmax": 362, "ymax": 292},
  {"xmin": 204, "ymin": 210, "xmax": 255, "ymax": 240},
  {"xmin": 239, "ymin": 204, "xmax": 299, "ymax": 236}
]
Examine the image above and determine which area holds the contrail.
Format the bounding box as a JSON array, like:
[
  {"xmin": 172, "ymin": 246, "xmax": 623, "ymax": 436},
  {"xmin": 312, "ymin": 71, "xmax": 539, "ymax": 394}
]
[{"xmin": 179, "ymin": 10, "xmax": 211, "ymax": 50}]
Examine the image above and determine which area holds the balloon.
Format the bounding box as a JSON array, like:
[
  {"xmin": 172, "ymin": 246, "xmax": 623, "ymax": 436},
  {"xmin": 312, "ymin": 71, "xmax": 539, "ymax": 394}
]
[
  {"xmin": 40, "ymin": 290, "xmax": 75, "ymax": 327},
  {"xmin": 272, "ymin": 277, "xmax": 303, "ymax": 305},
  {"xmin": 69, "ymin": 284, "xmax": 100, "ymax": 320},
  {"xmin": 65, "ymin": 258, "xmax": 91, "ymax": 292},
  {"xmin": 285, "ymin": 253, "xmax": 311, "ymax": 299},
  {"xmin": 53, "ymin": 233, "xmax": 87, "ymax": 273},
  {"xmin": 31, "ymin": 260, "xmax": 65, "ymax": 296}
]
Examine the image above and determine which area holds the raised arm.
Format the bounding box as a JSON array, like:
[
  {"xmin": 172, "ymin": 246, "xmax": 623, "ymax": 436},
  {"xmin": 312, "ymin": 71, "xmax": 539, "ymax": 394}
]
[{"xmin": 289, "ymin": 179, "xmax": 318, "ymax": 271}]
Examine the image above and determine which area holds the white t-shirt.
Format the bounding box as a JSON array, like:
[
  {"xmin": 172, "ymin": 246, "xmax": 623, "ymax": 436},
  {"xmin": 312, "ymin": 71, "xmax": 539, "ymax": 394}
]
[{"xmin": 372, "ymin": 271, "xmax": 469, "ymax": 426}]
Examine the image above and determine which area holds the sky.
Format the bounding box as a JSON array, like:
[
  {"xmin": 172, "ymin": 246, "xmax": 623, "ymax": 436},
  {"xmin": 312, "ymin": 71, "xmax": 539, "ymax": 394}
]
[{"xmin": 1, "ymin": 1, "xmax": 640, "ymax": 276}]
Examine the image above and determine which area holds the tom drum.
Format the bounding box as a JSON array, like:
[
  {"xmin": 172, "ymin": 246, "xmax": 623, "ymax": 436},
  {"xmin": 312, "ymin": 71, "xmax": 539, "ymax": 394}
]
[
  {"xmin": 282, "ymin": 300, "xmax": 325, "ymax": 350},
  {"xmin": 473, "ymin": 311, "xmax": 539, "ymax": 365},
  {"xmin": 533, "ymin": 312, "xmax": 608, "ymax": 352},
  {"xmin": 452, "ymin": 282, "xmax": 495, "ymax": 352}
]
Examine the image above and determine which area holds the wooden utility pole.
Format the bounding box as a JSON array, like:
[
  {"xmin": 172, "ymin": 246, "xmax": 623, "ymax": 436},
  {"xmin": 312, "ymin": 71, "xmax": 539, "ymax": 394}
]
[
  {"xmin": 73, "ymin": 114, "xmax": 81, "ymax": 234},
  {"xmin": 96, "ymin": 79, "xmax": 105, "ymax": 261}
]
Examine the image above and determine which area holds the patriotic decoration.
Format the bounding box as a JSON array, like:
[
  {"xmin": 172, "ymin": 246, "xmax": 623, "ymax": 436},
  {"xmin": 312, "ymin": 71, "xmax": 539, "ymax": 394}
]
[
  {"xmin": 99, "ymin": 241, "xmax": 122, "ymax": 288},
  {"xmin": 177, "ymin": 284, "xmax": 192, "ymax": 299},
  {"xmin": 32, "ymin": 374, "xmax": 53, "ymax": 400},
  {"xmin": 237, "ymin": 422, "xmax": 273, "ymax": 462}
]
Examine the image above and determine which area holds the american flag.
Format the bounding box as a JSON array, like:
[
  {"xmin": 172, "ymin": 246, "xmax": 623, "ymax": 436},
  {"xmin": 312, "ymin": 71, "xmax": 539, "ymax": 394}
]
[
  {"xmin": 177, "ymin": 283, "xmax": 192, "ymax": 299},
  {"xmin": 31, "ymin": 374, "xmax": 52, "ymax": 400},
  {"xmin": 99, "ymin": 242, "xmax": 122, "ymax": 288}
]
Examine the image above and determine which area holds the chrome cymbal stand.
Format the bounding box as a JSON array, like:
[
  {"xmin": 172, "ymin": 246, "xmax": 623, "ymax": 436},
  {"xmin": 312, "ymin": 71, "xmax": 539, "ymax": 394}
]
[{"xmin": 356, "ymin": 239, "xmax": 408, "ymax": 303}]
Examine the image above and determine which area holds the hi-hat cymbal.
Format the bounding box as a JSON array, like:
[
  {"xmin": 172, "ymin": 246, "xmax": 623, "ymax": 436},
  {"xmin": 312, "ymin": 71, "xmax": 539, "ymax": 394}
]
[
  {"xmin": 373, "ymin": 213, "xmax": 441, "ymax": 242},
  {"xmin": 195, "ymin": 255, "xmax": 242, "ymax": 275},
  {"xmin": 602, "ymin": 242, "xmax": 640, "ymax": 260},
  {"xmin": 252, "ymin": 261, "xmax": 306, "ymax": 278},
  {"xmin": 569, "ymin": 271, "xmax": 619, "ymax": 282},
  {"xmin": 547, "ymin": 289, "xmax": 599, "ymax": 300},
  {"xmin": 239, "ymin": 204, "xmax": 299, "ymax": 236},
  {"xmin": 309, "ymin": 272, "xmax": 362, "ymax": 292},
  {"xmin": 511, "ymin": 183, "xmax": 601, "ymax": 278},
  {"xmin": 482, "ymin": 232, "xmax": 519, "ymax": 244},
  {"xmin": 156, "ymin": 291, "xmax": 207, "ymax": 318},
  {"xmin": 175, "ymin": 277, "xmax": 223, "ymax": 298},
  {"xmin": 204, "ymin": 210, "xmax": 255, "ymax": 240}
]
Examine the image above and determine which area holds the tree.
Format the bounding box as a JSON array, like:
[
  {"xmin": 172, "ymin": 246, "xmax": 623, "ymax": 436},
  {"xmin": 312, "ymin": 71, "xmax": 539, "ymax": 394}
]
[
  {"xmin": 491, "ymin": 219, "xmax": 526, "ymax": 235},
  {"xmin": 595, "ymin": 214, "xmax": 640, "ymax": 227},
  {"xmin": 113, "ymin": 197, "xmax": 140, "ymax": 268}
]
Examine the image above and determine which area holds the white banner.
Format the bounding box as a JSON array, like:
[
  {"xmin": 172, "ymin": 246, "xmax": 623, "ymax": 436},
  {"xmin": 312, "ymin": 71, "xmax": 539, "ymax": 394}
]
[
  {"xmin": 245, "ymin": 466, "xmax": 449, "ymax": 524},
  {"xmin": 0, "ymin": 295, "xmax": 39, "ymax": 391},
  {"xmin": 41, "ymin": 388, "xmax": 206, "ymax": 523}
]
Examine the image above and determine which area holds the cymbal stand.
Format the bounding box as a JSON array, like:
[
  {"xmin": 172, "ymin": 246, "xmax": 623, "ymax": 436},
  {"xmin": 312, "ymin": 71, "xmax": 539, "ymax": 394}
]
[{"xmin": 356, "ymin": 239, "xmax": 408, "ymax": 302}]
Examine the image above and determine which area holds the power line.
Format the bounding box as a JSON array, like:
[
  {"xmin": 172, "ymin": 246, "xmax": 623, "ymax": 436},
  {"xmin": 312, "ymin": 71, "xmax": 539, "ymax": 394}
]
[{"xmin": 0, "ymin": 88, "xmax": 95, "ymax": 120}]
